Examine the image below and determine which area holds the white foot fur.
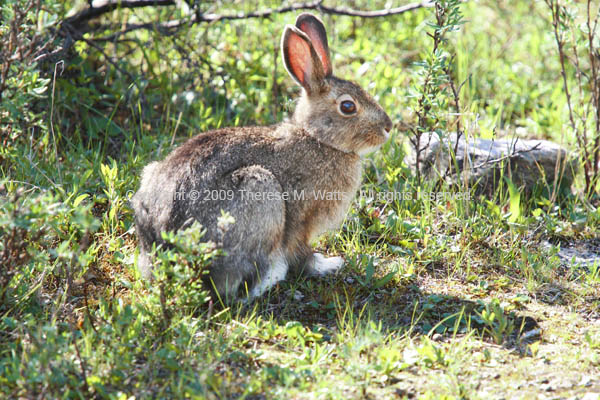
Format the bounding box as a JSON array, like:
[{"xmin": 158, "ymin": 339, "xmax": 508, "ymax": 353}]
[
  {"xmin": 249, "ymin": 252, "xmax": 288, "ymax": 298},
  {"xmin": 310, "ymin": 253, "xmax": 344, "ymax": 276}
]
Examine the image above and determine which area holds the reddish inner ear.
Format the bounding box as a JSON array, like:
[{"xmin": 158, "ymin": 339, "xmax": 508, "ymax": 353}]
[
  {"xmin": 287, "ymin": 33, "xmax": 313, "ymax": 86},
  {"xmin": 297, "ymin": 20, "xmax": 331, "ymax": 76}
]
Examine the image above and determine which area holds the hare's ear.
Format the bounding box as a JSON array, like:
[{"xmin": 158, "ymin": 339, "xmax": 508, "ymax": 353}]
[
  {"xmin": 295, "ymin": 13, "xmax": 332, "ymax": 77},
  {"xmin": 281, "ymin": 25, "xmax": 326, "ymax": 94}
]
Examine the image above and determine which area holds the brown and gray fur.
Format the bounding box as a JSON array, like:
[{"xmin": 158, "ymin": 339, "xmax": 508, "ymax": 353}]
[{"xmin": 131, "ymin": 13, "xmax": 392, "ymax": 301}]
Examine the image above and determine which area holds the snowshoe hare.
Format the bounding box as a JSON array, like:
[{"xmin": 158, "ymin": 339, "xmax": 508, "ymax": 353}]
[{"xmin": 132, "ymin": 13, "xmax": 392, "ymax": 301}]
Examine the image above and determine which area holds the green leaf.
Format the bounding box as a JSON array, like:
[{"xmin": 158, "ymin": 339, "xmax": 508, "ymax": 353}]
[
  {"xmin": 73, "ymin": 193, "xmax": 88, "ymax": 207},
  {"xmin": 365, "ymin": 257, "xmax": 375, "ymax": 282},
  {"xmin": 373, "ymin": 269, "xmax": 397, "ymax": 289},
  {"xmin": 506, "ymin": 178, "xmax": 521, "ymax": 223}
]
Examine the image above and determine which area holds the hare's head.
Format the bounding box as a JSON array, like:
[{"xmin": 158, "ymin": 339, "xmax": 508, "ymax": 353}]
[{"xmin": 282, "ymin": 13, "xmax": 392, "ymax": 157}]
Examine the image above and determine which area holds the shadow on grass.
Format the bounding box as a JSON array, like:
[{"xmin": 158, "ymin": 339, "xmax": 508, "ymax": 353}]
[{"xmin": 245, "ymin": 272, "xmax": 542, "ymax": 352}]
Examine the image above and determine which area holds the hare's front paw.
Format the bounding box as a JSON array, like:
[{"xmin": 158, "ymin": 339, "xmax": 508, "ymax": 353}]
[{"xmin": 310, "ymin": 253, "xmax": 344, "ymax": 276}]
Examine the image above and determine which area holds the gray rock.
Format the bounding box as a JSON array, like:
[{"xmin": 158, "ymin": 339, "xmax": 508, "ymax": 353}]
[{"xmin": 414, "ymin": 133, "xmax": 576, "ymax": 195}]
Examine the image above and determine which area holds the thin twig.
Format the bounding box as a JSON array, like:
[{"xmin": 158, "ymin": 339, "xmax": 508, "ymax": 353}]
[
  {"xmin": 80, "ymin": 37, "xmax": 141, "ymax": 90},
  {"xmin": 471, "ymin": 142, "xmax": 542, "ymax": 171},
  {"xmin": 545, "ymin": 0, "xmax": 591, "ymax": 190},
  {"xmin": 586, "ymin": 0, "xmax": 600, "ymax": 180},
  {"xmin": 49, "ymin": 61, "xmax": 63, "ymax": 182},
  {"xmin": 83, "ymin": 283, "xmax": 97, "ymax": 333},
  {"xmin": 318, "ymin": 1, "xmax": 434, "ymax": 18},
  {"xmin": 73, "ymin": 338, "xmax": 90, "ymax": 394},
  {"xmin": 441, "ymin": 58, "xmax": 465, "ymax": 180}
]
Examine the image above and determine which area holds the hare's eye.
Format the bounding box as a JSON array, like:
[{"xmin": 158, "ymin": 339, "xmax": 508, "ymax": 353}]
[
  {"xmin": 336, "ymin": 94, "xmax": 358, "ymax": 116},
  {"xmin": 340, "ymin": 100, "xmax": 357, "ymax": 115}
]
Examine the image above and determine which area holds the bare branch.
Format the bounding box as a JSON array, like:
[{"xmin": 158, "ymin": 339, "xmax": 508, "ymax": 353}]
[
  {"xmin": 471, "ymin": 141, "xmax": 542, "ymax": 171},
  {"xmin": 60, "ymin": 0, "xmax": 434, "ymax": 38},
  {"xmin": 318, "ymin": 1, "xmax": 435, "ymax": 18},
  {"xmin": 80, "ymin": 37, "xmax": 139, "ymax": 86},
  {"xmin": 38, "ymin": 0, "xmax": 433, "ymax": 64},
  {"xmin": 61, "ymin": 0, "xmax": 176, "ymax": 34}
]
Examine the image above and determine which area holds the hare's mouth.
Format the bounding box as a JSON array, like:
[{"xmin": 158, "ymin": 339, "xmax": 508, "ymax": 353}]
[
  {"xmin": 382, "ymin": 128, "xmax": 390, "ymax": 141},
  {"xmin": 356, "ymin": 145, "xmax": 379, "ymax": 157},
  {"xmin": 355, "ymin": 132, "xmax": 388, "ymax": 157}
]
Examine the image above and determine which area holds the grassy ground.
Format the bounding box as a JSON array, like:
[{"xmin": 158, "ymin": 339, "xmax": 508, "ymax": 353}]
[{"xmin": 1, "ymin": 0, "xmax": 599, "ymax": 399}]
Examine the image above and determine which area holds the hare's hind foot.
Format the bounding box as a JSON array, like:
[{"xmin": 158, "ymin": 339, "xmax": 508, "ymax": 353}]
[
  {"xmin": 244, "ymin": 252, "xmax": 343, "ymax": 301},
  {"xmin": 307, "ymin": 253, "xmax": 344, "ymax": 276},
  {"xmin": 248, "ymin": 251, "xmax": 289, "ymax": 299}
]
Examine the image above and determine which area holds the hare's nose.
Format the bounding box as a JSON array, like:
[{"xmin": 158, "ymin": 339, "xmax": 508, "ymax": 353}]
[{"xmin": 384, "ymin": 115, "xmax": 393, "ymax": 133}]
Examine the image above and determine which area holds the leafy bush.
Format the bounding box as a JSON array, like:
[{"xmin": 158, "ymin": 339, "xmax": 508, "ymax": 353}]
[
  {"xmin": 146, "ymin": 222, "xmax": 220, "ymax": 328},
  {"xmin": 544, "ymin": 0, "xmax": 600, "ymax": 196},
  {"xmin": 0, "ymin": 186, "xmax": 99, "ymax": 315}
]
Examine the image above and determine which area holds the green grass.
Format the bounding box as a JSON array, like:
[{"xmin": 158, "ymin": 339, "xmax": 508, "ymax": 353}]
[{"xmin": 1, "ymin": 0, "xmax": 600, "ymax": 398}]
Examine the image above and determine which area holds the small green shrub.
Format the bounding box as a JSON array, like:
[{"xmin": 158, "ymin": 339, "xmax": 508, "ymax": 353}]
[{"xmin": 145, "ymin": 222, "xmax": 220, "ymax": 328}]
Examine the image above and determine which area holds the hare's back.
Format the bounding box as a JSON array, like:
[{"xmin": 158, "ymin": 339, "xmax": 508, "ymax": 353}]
[
  {"xmin": 132, "ymin": 126, "xmax": 279, "ymax": 230},
  {"xmin": 164, "ymin": 125, "xmax": 280, "ymax": 178}
]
